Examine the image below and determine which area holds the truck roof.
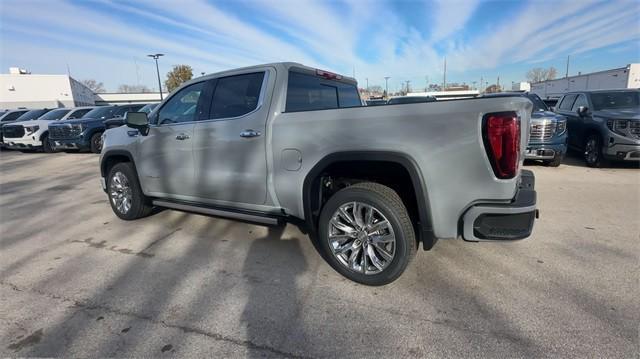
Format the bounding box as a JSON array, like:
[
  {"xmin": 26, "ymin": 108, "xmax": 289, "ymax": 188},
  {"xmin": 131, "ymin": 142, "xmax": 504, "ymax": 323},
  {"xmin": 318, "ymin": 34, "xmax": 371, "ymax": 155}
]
[{"xmin": 188, "ymin": 62, "xmax": 357, "ymax": 87}]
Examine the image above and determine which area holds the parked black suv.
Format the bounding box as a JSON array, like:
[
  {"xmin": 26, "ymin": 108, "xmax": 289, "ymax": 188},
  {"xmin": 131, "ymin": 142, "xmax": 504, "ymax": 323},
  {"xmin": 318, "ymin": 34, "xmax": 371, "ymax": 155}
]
[
  {"xmin": 554, "ymin": 89, "xmax": 639, "ymax": 167},
  {"xmin": 49, "ymin": 104, "xmax": 143, "ymax": 153}
]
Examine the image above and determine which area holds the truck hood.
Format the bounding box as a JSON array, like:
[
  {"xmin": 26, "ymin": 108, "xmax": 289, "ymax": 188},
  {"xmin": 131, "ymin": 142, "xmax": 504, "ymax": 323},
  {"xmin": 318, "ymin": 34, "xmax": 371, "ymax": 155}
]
[
  {"xmin": 592, "ymin": 108, "xmax": 640, "ymax": 120},
  {"xmin": 58, "ymin": 117, "xmax": 105, "ymax": 126},
  {"xmin": 9, "ymin": 119, "xmax": 56, "ymax": 128},
  {"xmin": 531, "ymin": 110, "xmax": 564, "ymax": 121}
]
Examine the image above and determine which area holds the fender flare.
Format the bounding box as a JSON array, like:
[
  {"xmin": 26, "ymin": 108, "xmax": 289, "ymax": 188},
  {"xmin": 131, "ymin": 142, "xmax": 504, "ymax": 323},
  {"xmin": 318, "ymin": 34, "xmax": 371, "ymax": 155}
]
[
  {"xmin": 302, "ymin": 151, "xmax": 436, "ymax": 250},
  {"xmin": 100, "ymin": 149, "xmax": 136, "ymax": 177}
]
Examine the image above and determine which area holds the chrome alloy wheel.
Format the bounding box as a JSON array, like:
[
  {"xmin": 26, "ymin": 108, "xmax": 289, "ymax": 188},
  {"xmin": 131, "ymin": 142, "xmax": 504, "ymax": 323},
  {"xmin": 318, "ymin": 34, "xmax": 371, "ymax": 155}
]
[
  {"xmin": 327, "ymin": 202, "xmax": 396, "ymax": 275},
  {"xmin": 109, "ymin": 171, "xmax": 132, "ymax": 214}
]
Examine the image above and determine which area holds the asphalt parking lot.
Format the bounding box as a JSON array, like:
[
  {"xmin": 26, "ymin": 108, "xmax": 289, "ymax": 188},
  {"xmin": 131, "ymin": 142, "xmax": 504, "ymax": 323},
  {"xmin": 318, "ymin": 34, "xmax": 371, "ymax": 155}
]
[{"xmin": 0, "ymin": 150, "xmax": 638, "ymax": 357}]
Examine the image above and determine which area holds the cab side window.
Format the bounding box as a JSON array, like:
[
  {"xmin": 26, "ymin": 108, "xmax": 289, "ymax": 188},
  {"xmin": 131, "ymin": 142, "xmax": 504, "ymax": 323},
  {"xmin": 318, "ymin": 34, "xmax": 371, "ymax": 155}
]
[
  {"xmin": 571, "ymin": 94, "xmax": 588, "ymax": 111},
  {"xmin": 158, "ymin": 82, "xmax": 206, "ymax": 125},
  {"xmin": 558, "ymin": 94, "xmax": 577, "ymax": 111},
  {"xmin": 209, "ymin": 72, "xmax": 264, "ymax": 119}
]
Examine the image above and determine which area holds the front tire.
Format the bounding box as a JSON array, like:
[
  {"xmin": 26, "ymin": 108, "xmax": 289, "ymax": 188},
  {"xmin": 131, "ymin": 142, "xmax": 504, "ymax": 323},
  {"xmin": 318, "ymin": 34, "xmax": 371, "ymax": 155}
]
[
  {"xmin": 41, "ymin": 134, "xmax": 55, "ymax": 153},
  {"xmin": 318, "ymin": 182, "xmax": 416, "ymax": 286},
  {"xmin": 544, "ymin": 154, "xmax": 562, "ymax": 167},
  {"xmin": 584, "ymin": 134, "xmax": 604, "ymax": 168},
  {"xmin": 107, "ymin": 162, "xmax": 153, "ymax": 220},
  {"xmin": 90, "ymin": 132, "xmax": 103, "ymax": 154}
]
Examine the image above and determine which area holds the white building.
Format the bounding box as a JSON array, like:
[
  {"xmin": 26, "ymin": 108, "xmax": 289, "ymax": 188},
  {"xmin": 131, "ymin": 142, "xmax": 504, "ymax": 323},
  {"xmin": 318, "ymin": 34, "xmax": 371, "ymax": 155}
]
[
  {"xmin": 95, "ymin": 92, "xmax": 161, "ymax": 105},
  {"xmin": 512, "ymin": 82, "xmax": 531, "ymax": 91},
  {"xmin": 530, "ymin": 63, "xmax": 640, "ymax": 100},
  {"xmin": 0, "ymin": 68, "xmax": 95, "ymax": 109}
]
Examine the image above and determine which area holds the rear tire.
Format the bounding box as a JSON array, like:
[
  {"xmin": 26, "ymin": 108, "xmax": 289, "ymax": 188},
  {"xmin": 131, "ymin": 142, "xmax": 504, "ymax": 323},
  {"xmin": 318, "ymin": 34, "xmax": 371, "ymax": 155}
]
[
  {"xmin": 90, "ymin": 132, "xmax": 103, "ymax": 154},
  {"xmin": 107, "ymin": 162, "xmax": 153, "ymax": 220},
  {"xmin": 318, "ymin": 182, "xmax": 416, "ymax": 286}
]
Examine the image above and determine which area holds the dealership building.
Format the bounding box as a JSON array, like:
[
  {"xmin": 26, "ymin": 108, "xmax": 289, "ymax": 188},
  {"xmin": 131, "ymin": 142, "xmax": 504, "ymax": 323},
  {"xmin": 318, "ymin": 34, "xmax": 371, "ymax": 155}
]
[{"xmin": 0, "ymin": 67, "xmax": 161, "ymax": 109}]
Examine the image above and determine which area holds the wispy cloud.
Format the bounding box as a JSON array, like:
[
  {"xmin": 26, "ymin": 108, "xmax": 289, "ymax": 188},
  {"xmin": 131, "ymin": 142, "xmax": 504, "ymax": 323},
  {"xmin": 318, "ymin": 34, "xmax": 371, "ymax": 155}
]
[{"xmin": 1, "ymin": 0, "xmax": 638, "ymax": 91}]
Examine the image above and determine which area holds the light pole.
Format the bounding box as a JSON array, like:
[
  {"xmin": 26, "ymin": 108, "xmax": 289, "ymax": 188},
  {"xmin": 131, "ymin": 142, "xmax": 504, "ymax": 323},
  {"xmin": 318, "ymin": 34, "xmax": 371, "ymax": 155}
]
[
  {"xmin": 147, "ymin": 53, "xmax": 164, "ymax": 100},
  {"xmin": 384, "ymin": 77, "xmax": 390, "ymax": 98}
]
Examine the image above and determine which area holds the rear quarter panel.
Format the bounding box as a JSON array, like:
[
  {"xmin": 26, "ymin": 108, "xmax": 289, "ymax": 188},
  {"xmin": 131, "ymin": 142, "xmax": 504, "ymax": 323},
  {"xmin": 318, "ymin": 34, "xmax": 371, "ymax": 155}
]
[{"xmin": 270, "ymin": 97, "xmax": 532, "ymax": 239}]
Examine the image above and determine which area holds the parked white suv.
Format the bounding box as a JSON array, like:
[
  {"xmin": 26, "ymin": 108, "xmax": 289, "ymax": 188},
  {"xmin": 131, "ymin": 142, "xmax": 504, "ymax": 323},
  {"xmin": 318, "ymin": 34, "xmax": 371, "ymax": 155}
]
[{"xmin": 3, "ymin": 107, "xmax": 94, "ymax": 152}]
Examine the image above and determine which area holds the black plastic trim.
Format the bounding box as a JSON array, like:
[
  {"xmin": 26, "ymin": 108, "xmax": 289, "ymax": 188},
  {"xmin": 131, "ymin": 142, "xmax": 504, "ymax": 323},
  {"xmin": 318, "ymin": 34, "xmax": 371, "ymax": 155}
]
[{"xmin": 302, "ymin": 151, "xmax": 436, "ymax": 250}]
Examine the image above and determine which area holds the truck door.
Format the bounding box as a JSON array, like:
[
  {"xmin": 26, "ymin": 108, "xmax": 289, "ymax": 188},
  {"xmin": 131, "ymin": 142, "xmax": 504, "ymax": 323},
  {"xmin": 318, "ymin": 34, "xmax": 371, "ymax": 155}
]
[
  {"xmin": 192, "ymin": 68, "xmax": 274, "ymax": 205},
  {"xmin": 137, "ymin": 81, "xmax": 208, "ymax": 198},
  {"xmin": 570, "ymin": 94, "xmax": 590, "ymax": 146}
]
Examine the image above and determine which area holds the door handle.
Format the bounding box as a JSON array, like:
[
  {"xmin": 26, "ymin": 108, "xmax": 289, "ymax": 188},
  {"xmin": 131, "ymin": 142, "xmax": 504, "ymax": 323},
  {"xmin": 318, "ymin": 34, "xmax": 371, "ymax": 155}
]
[
  {"xmin": 240, "ymin": 129, "xmax": 261, "ymax": 138},
  {"xmin": 175, "ymin": 133, "xmax": 190, "ymax": 140}
]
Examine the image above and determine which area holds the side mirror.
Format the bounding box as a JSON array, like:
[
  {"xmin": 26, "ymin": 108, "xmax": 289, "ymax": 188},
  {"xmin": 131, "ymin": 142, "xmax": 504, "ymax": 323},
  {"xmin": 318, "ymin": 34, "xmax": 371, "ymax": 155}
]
[
  {"xmin": 125, "ymin": 112, "xmax": 149, "ymax": 135},
  {"xmin": 577, "ymin": 106, "xmax": 589, "ymax": 117}
]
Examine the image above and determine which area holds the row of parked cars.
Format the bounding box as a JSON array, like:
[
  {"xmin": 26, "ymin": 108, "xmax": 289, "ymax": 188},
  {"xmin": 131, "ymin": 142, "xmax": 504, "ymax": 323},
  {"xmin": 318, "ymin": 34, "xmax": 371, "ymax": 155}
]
[
  {"xmin": 0, "ymin": 103, "xmax": 158, "ymax": 153},
  {"xmin": 368, "ymin": 89, "xmax": 639, "ymax": 167}
]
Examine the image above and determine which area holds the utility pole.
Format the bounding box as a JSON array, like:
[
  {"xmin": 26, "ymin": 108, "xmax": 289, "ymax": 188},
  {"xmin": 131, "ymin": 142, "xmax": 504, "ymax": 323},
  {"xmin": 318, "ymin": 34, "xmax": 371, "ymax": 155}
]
[
  {"xmin": 366, "ymin": 78, "xmax": 369, "ymax": 92},
  {"xmin": 497, "ymin": 76, "xmax": 500, "ymax": 92},
  {"xmin": 406, "ymin": 80, "xmax": 411, "ymax": 94},
  {"xmin": 480, "ymin": 76, "xmax": 483, "ymax": 93},
  {"xmin": 565, "ymin": 55, "xmax": 570, "ymax": 78},
  {"xmin": 147, "ymin": 53, "xmax": 164, "ymax": 100},
  {"xmin": 442, "ymin": 57, "xmax": 447, "ymax": 91},
  {"xmin": 384, "ymin": 76, "xmax": 390, "ymax": 98}
]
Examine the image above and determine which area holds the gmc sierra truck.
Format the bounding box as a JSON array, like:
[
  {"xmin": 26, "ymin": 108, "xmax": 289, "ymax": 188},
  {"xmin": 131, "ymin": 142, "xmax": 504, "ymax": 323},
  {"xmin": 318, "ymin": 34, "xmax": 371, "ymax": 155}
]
[{"xmin": 100, "ymin": 62, "xmax": 538, "ymax": 285}]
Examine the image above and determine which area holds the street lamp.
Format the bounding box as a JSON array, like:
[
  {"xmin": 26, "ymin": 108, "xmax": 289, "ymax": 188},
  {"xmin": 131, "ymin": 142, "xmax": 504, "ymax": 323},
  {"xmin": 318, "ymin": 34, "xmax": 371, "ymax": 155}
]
[
  {"xmin": 147, "ymin": 53, "xmax": 164, "ymax": 100},
  {"xmin": 384, "ymin": 77, "xmax": 390, "ymax": 98}
]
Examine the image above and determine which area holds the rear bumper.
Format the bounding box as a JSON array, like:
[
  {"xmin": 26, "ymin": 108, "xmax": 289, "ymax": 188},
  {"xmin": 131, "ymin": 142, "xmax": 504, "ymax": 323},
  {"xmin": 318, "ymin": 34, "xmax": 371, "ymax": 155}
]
[{"xmin": 461, "ymin": 169, "xmax": 538, "ymax": 242}]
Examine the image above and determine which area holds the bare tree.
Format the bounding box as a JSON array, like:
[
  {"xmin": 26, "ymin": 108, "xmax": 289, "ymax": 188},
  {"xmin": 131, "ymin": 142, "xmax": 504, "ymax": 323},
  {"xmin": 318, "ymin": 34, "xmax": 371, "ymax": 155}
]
[
  {"xmin": 81, "ymin": 79, "xmax": 105, "ymax": 93},
  {"xmin": 165, "ymin": 65, "xmax": 193, "ymax": 93},
  {"xmin": 117, "ymin": 84, "xmax": 152, "ymax": 93},
  {"xmin": 526, "ymin": 67, "xmax": 558, "ymax": 83},
  {"xmin": 485, "ymin": 84, "xmax": 502, "ymax": 93}
]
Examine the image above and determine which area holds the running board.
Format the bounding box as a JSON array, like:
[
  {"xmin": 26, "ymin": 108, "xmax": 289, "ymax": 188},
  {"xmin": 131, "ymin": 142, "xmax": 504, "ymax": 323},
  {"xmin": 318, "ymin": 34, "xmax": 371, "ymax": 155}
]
[{"xmin": 152, "ymin": 200, "xmax": 279, "ymax": 226}]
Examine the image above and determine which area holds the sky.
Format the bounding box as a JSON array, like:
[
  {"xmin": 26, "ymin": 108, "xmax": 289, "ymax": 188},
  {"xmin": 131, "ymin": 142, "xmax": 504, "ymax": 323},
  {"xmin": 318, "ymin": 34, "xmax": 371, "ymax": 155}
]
[{"xmin": 1, "ymin": 0, "xmax": 639, "ymax": 93}]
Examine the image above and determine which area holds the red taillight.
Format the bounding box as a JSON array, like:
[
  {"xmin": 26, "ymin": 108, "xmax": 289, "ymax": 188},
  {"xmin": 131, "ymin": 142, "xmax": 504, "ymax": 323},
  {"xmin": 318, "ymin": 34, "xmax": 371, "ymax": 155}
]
[{"xmin": 483, "ymin": 112, "xmax": 520, "ymax": 179}]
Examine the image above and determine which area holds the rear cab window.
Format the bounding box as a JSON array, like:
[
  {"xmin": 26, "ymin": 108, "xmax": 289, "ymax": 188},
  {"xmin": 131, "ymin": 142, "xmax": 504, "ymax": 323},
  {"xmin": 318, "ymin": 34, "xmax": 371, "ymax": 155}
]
[{"xmin": 286, "ymin": 69, "xmax": 361, "ymax": 112}]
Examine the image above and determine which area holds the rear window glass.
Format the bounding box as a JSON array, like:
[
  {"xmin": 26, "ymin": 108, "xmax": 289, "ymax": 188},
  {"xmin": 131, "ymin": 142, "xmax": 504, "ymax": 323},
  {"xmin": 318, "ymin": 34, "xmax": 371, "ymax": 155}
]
[
  {"xmin": 558, "ymin": 94, "xmax": 577, "ymax": 110},
  {"xmin": 286, "ymin": 71, "xmax": 360, "ymax": 112}
]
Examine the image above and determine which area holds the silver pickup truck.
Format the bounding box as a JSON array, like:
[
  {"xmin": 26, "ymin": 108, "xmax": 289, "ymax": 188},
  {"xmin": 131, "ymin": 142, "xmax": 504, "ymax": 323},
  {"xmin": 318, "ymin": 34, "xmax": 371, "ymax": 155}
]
[{"xmin": 100, "ymin": 62, "xmax": 537, "ymax": 285}]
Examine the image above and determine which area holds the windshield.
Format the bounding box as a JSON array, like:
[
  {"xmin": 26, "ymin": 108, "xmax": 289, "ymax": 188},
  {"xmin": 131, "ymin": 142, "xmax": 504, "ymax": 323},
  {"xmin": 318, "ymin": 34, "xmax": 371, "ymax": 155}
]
[
  {"xmin": 139, "ymin": 103, "xmax": 159, "ymax": 113},
  {"xmin": 82, "ymin": 106, "xmax": 116, "ymax": 119},
  {"xmin": 38, "ymin": 109, "xmax": 70, "ymax": 121},
  {"xmin": 591, "ymin": 91, "xmax": 640, "ymax": 111},
  {"xmin": 525, "ymin": 94, "xmax": 548, "ymax": 112},
  {"xmin": 15, "ymin": 109, "xmax": 49, "ymax": 121}
]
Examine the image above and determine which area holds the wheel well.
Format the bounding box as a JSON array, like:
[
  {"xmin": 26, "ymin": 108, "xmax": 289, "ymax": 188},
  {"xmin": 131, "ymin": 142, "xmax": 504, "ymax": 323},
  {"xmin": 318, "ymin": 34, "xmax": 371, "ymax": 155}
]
[
  {"xmin": 583, "ymin": 128, "xmax": 603, "ymax": 147},
  {"xmin": 101, "ymin": 154, "xmax": 131, "ymax": 177},
  {"xmin": 304, "ymin": 159, "xmax": 433, "ymax": 249}
]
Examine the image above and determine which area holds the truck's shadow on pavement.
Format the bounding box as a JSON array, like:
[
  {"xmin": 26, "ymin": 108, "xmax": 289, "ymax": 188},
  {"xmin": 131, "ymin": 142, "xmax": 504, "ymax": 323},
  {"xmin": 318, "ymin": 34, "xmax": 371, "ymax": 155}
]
[{"xmin": 241, "ymin": 225, "xmax": 308, "ymax": 357}]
